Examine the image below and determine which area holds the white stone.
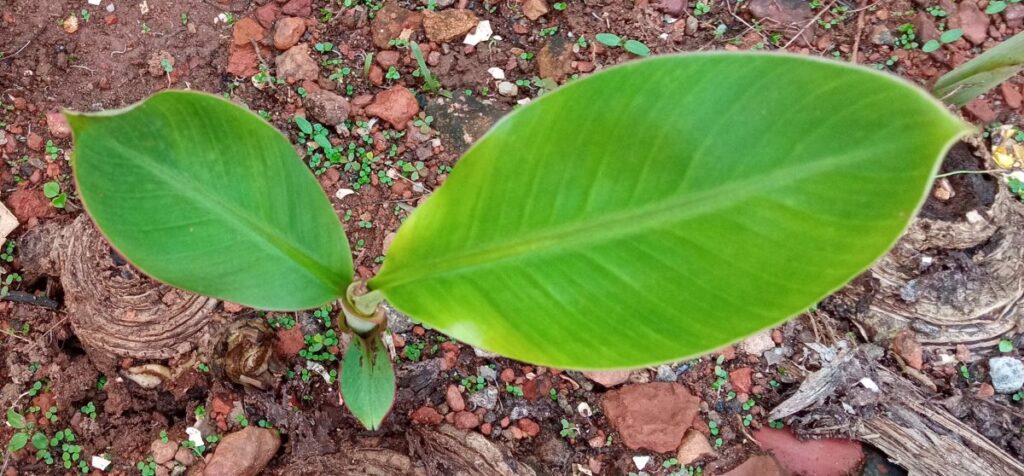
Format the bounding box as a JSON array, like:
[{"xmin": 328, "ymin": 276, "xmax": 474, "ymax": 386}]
[
  {"xmin": 632, "ymin": 455, "xmax": 650, "ymax": 470},
  {"xmin": 463, "ymin": 21, "xmax": 493, "ymax": 46},
  {"xmin": 486, "ymin": 67, "xmax": 506, "ymax": 80},
  {"xmin": 0, "ymin": 202, "xmax": 18, "ymax": 244},
  {"xmin": 497, "ymin": 81, "xmax": 518, "ymax": 97},
  {"xmin": 335, "ymin": 188, "xmax": 355, "ymax": 200},
  {"xmin": 91, "ymin": 455, "xmax": 111, "ymax": 470}
]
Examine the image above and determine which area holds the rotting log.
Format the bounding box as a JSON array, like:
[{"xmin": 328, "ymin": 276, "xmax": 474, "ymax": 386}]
[
  {"xmin": 20, "ymin": 215, "xmax": 216, "ymax": 370},
  {"xmin": 771, "ymin": 140, "xmax": 1024, "ymax": 474}
]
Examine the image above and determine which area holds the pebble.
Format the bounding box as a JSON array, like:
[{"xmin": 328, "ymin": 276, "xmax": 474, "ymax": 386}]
[
  {"xmin": 892, "ymin": 330, "xmax": 924, "ymax": 369},
  {"xmin": 305, "ymin": 89, "xmax": 350, "ymax": 126},
  {"xmin": 497, "ymin": 81, "xmax": 519, "ymax": 97},
  {"xmin": 952, "ymin": 2, "xmax": 990, "ymax": 45},
  {"xmin": 410, "ymin": 406, "xmax": 443, "ymax": 425},
  {"xmin": 729, "ymin": 367, "xmax": 753, "ymax": 394},
  {"xmin": 721, "ymin": 455, "xmax": 786, "ymax": 476},
  {"xmin": 282, "ymin": 0, "xmax": 312, "ymax": 17},
  {"xmin": 1001, "ymin": 83, "xmax": 1022, "ymax": 109},
  {"xmin": 510, "ymin": 406, "xmax": 530, "ymax": 420},
  {"xmin": 739, "ymin": 331, "xmax": 775, "ymax": 355},
  {"xmin": 582, "ymin": 370, "xmax": 631, "ymax": 387},
  {"xmin": 676, "ymin": 430, "xmax": 714, "ymax": 465},
  {"xmin": 603, "ymin": 383, "xmax": 699, "ymax": 452},
  {"xmin": 365, "ymin": 86, "xmax": 420, "ymax": 128},
  {"xmin": 522, "ymin": 0, "xmax": 550, "ymax": 20},
  {"xmin": 150, "ymin": 440, "xmax": 178, "ymax": 465},
  {"xmin": 203, "ymin": 427, "xmax": 280, "ymax": 476},
  {"xmin": 748, "ymin": 0, "xmax": 812, "ymax": 25},
  {"xmin": 989, "ymin": 357, "xmax": 1024, "ymax": 394},
  {"xmin": 422, "ymin": 9, "xmax": 479, "ymax": 43},
  {"xmin": 45, "ymin": 112, "xmax": 71, "ymax": 138},
  {"xmin": 517, "ymin": 418, "xmax": 540, "ymax": 437},
  {"xmin": 445, "ymin": 385, "xmax": 466, "ymax": 412},
  {"xmin": 452, "ymin": 411, "xmax": 480, "ymax": 430},
  {"xmin": 275, "ymin": 44, "xmax": 320, "ymax": 84},
  {"xmin": 273, "ymin": 17, "xmax": 306, "ymax": 51}
]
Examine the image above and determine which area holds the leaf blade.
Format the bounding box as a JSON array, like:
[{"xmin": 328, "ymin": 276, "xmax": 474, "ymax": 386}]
[
  {"xmin": 341, "ymin": 337, "xmax": 396, "ymax": 430},
  {"xmin": 373, "ymin": 53, "xmax": 968, "ymax": 369},
  {"xmin": 933, "ymin": 31, "xmax": 1024, "ymax": 106},
  {"xmin": 68, "ymin": 91, "xmax": 351, "ymax": 310}
]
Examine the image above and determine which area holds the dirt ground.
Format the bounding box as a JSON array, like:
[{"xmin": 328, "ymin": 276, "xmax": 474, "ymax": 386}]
[{"xmin": 1, "ymin": 0, "xmax": 1023, "ymax": 474}]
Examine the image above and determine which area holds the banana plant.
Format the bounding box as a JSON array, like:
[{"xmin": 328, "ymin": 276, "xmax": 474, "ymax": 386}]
[{"xmin": 66, "ymin": 53, "xmax": 968, "ymax": 429}]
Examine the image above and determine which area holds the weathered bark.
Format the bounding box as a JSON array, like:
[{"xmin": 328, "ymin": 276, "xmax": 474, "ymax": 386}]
[
  {"xmin": 20, "ymin": 215, "xmax": 216, "ymax": 369},
  {"xmin": 409, "ymin": 424, "xmax": 538, "ymax": 476}
]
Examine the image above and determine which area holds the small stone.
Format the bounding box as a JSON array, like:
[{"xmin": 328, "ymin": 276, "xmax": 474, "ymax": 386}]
[
  {"xmin": 654, "ymin": 0, "xmax": 685, "ymax": 16},
  {"xmin": 445, "ymin": 385, "xmax": 466, "ymax": 412},
  {"xmin": 752, "ymin": 428, "xmax": 864, "ymax": 476},
  {"xmin": 497, "ymin": 81, "xmax": 518, "ymax": 97},
  {"xmin": 522, "ymin": 0, "xmax": 550, "ymax": 21},
  {"xmin": 478, "ymin": 365, "xmax": 498, "ymax": 381},
  {"xmin": 255, "ymin": 3, "xmax": 281, "ymax": 29},
  {"xmin": 965, "ymin": 98, "xmax": 998, "ymax": 123},
  {"xmin": 305, "ymin": 89, "xmax": 350, "ymax": 125},
  {"xmin": 63, "ymin": 14, "xmax": 78, "ymax": 33},
  {"xmin": 376, "ymin": 50, "xmax": 401, "ymax": 69},
  {"xmin": 45, "ymin": 112, "xmax": 71, "ymax": 139},
  {"xmin": 739, "ymin": 331, "xmax": 775, "ymax": 355},
  {"xmin": 676, "ymin": 431, "xmax": 714, "ymax": 465},
  {"xmin": 977, "ymin": 383, "xmax": 995, "ymax": 397},
  {"xmin": 500, "ymin": 368, "xmax": 516, "ymax": 383},
  {"xmin": 365, "ymin": 86, "xmax": 420, "ymax": 128},
  {"xmin": 150, "ymin": 440, "xmax": 178, "ymax": 465},
  {"xmin": 748, "ymin": 0, "xmax": 812, "ymax": 25},
  {"xmin": 603, "ymin": 383, "xmax": 700, "ymax": 453},
  {"xmin": 517, "ymin": 418, "xmax": 540, "ymax": 437},
  {"xmin": 452, "ymin": 411, "xmax": 480, "ymax": 429},
  {"xmin": 423, "ymin": 9, "xmax": 479, "ymax": 43},
  {"xmin": 869, "ymin": 24, "xmax": 893, "ymax": 45},
  {"xmin": 411, "ymin": 406, "xmax": 443, "ymax": 424},
  {"xmin": 989, "ymin": 357, "xmax": 1024, "ymax": 394},
  {"xmin": 203, "ymin": 427, "xmax": 281, "ymax": 476},
  {"xmin": 729, "ymin": 367, "xmax": 753, "ymax": 394},
  {"xmin": 282, "ymin": 0, "xmax": 313, "ymax": 17},
  {"xmin": 912, "ymin": 11, "xmax": 942, "ymax": 43},
  {"xmin": 655, "ymin": 365, "xmax": 676, "ymax": 382},
  {"xmin": 952, "ymin": 1, "xmax": 989, "ymax": 45},
  {"xmin": 583, "ymin": 370, "xmax": 631, "ymax": 387},
  {"xmin": 274, "ymin": 326, "xmax": 305, "ymax": 359},
  {"xmin": 232, "ymin": 18, "xmax": 266, "ymax": 46},
  {"xmin": 892, "ymin": 330, "xmax": 924, "ymax": 369},
  {"xmin": 1001, "ymin": 83, "xmax": 1022, "ymax": 109},
  {"xmin": 174, "ymin": 447, "xmax": 197, "ymax": 466},
  {"xmin": 275, "ymin": 44, "xmax": 319, "ymax": 83},
  {"xmin": 273, "ymin": 17, "xmax": 306, "ymax": 51},
  {"xmin": 371, "ymin": 3, "xmax": 423, "ymax": 49}
]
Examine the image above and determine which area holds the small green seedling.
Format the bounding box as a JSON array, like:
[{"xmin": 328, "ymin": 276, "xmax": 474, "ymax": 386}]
[
  {"xmin": 67, "ymin": 53, "xmax": 969, "ymax": 431},
  {"xmin": 559, "ymin": 419, "xmax": 577, "ymax": 438},
  {"xmin": 1000, "ymin": 339, "xmax": 1014, "ymax": 353},
  {"xmin": 42, "ymin": 181, "xmax": 67, "ymax": 209}
]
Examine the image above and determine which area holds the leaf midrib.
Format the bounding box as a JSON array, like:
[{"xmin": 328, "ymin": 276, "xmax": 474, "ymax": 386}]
[
  {"xmin": 374, "ymin": 148, "xmax": 890, "ymax": 291},
  {"xmin": 94, "ymin": 136, "xmax": 340, "ymax": 294}
]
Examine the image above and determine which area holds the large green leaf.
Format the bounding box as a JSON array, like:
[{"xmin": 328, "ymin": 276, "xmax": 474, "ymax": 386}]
[
  {"xmin": 67, "ymin": 91, "xmax": 351, "ymax": 310},
  {"xmin": 933, "ymin": 31, "xmax": 1024, "ymax": 106},
  {"xmin": 341, "ymin": 337, "xmax": 395, "ymax": 430},
  {"xmin": 371, "ymin": 53, "xmax": 969, "ymax": 369}
]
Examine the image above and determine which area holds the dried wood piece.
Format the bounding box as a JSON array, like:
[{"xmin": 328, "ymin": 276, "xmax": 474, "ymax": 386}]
[
  {"xmin": 410, "ymin": 424, "xmax": 537, "ymax": 476},
  {"xmin": 20, "ymin": 215, "xmax": 216, "ymax": 366}
]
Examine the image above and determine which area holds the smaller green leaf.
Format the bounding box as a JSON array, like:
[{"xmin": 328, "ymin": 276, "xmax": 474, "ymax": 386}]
[
  {"xmin": 595, "ymin": 33, "xmax": 622, "ymax": 47},
  {"xmin": 940, "ymin": 28, "xmax": 964, "ymax": 44},
  {"xmin": 51, "ymin": 193, "xmax": 67, "ymax": 209},
  {"xmin": 295, "ymin": 115, "xmax": 313, "ymax": 134},
  {"xmin": 42, "ymin": 181, "xmax": 60, "ymax": 199},
  {"xmin": 8, "ymin": 432, "xmax": 28, "ymax": 452},
  {"xmin": 31, "ymin": 432, "xmax": 48, "ymax": 450},
  {"xmin": 922, "ymin": 40, "xmax": 941, "ymax": 53},
  {"xmin": 1000, "ymin": 339, "xmax": 1014, "ymax": 353},
  {"xmin": 6, "ymin": 408, "xmax": 26, "ymax": 429},
  {"xmin": 341, "ymin": 337, "xmax": 395, "ymax": 430},
  {"xmin": 624, "ymin": 40, "xmax": 651, "ymax": 57},
  {"xmin": 986, "ymin": 0, "xmax": 1007, "ymax": 14}
]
